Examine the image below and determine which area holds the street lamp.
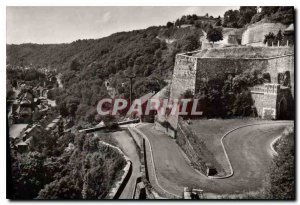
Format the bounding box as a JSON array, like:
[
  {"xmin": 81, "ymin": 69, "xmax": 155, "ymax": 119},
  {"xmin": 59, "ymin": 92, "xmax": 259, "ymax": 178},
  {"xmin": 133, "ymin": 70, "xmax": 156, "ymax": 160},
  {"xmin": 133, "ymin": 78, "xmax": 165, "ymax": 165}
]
[{"xmin": 125, "ymin": 75, "xmax": 136, "ymax": 107}]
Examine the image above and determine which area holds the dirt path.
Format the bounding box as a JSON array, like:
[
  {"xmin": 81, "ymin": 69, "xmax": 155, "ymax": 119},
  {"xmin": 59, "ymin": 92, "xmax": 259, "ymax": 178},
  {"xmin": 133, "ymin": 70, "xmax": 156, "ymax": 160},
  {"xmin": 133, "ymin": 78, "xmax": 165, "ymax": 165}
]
[
  {"xmin": 111, "ymin": 130, "xmax": 141, "ymax": 199},
  {"xmin": 138, "ymin": 121, "xmax": 292, "ymax": 197}
]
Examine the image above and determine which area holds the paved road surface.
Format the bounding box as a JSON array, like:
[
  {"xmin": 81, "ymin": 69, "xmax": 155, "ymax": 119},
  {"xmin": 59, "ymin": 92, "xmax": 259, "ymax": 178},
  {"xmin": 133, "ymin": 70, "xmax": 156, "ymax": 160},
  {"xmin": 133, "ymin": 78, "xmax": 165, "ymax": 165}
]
[
  {"xmin": 111, "ymin": 130, "xmax": 141, "ymax": 199},
  {"xmin": 138, "ymin": 122, "xmax": 292, "ymax": 197}
]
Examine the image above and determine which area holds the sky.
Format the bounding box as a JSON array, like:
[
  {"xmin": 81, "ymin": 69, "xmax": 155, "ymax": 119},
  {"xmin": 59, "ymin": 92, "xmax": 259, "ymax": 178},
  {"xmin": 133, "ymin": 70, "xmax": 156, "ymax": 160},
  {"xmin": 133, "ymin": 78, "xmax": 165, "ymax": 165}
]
[{"xmin": 7, "ymin": 6, "xmax": 238, "ymax": 44}]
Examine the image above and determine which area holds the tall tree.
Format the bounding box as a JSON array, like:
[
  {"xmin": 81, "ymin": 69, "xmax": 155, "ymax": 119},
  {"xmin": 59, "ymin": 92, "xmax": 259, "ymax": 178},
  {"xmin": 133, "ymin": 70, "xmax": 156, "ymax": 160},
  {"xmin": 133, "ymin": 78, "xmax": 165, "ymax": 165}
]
[
  {"xmin": 275, "ymin": 30, "xmax": 283, "ymax": 45},
  {"xmin": 166, "ymin": 21, "xmax": 174, "ymax": 28},
  {"xmin": 263, "ymin": 32, "xmax": 276, "ymax": 46},
  {"xmin": 223, "ymin": 9, "xmax": 240, "ymax": 28},
  {"xmin": 206, "ymin": 27, "xmax": 223, "ymax": 44},
  {"xmin": 238, "ymin": 6, "xmax": 257, "ymax": 27}
]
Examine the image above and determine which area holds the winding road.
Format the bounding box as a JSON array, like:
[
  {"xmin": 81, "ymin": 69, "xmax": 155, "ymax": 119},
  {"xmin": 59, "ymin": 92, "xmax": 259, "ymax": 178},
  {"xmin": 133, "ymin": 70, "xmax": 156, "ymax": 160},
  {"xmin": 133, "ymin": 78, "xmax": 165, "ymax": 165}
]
[
  {"xmin": 136, "ymin": 121, "xmax": 293, "ymax": 198},
  {"xmin": 111, "ymin": 130, "xmax": 141, "ymax": 199}
]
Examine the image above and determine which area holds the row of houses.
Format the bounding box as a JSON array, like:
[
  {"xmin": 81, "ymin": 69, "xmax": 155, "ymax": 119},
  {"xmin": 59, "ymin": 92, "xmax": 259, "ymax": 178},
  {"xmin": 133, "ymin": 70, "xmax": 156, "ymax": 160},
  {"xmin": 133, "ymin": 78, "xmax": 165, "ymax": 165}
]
[
  {"xmin": 12, "ymin": 115, "xmax": 63, "ymax": 153},
  {"xmin": 9, "ymin": 86, "xmax": 50, "ymax": 124}
]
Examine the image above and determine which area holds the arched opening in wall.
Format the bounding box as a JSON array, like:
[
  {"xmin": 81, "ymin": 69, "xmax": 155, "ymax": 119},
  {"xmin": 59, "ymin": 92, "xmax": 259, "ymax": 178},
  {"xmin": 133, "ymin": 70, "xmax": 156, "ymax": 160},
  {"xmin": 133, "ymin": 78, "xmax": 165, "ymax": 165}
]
[
  {"xmin": 278, "ymin": 71, "xmax": 291, "ymax": 87},
  {"xmin": 263, "ymin": 73, "xmax": 271, "ymax": 83},
  {"xmin": 278, "ymin": 97, "xmax": 288, "ymax": 120}
]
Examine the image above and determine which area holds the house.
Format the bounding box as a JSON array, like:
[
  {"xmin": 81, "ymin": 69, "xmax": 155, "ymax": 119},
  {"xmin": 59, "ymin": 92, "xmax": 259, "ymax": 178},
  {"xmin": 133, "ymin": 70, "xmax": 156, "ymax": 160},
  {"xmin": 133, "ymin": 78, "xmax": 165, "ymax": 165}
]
[{"xmin": 15, "ymin": 101, "xmax": 33, "ymax": 123}]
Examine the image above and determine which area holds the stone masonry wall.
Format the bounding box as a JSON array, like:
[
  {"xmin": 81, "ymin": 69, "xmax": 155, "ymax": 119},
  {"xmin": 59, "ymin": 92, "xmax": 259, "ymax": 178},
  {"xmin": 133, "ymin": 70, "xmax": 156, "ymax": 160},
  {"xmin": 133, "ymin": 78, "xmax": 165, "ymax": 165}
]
[
  {"xmin": 242, "ymin": 23, "xmax": 287, "ymax": 45},
  {"xmin": 195, "ymin": 58, "xmax": 268, "ymax": 93},
  {"xmin": 266, "ymin": 55, "xmax": 294, "ymax": 96},
  {"xmin": 171, "ymin": 54, "xmax": 294, "ymax": 98},
  {"xmin": 170, "ymin": 54, "xmax": 198, "ymax": 99},
  {"xmin": 169, "ymin": 52, "xmax": 294, "ymax": 124},
  {"xmin": 250, "ymin": 84, "xmax": 279, "ymax": 119},
  {"xmin": 168, "ymin": 54, "xmax": 197, "ymax": 130}
]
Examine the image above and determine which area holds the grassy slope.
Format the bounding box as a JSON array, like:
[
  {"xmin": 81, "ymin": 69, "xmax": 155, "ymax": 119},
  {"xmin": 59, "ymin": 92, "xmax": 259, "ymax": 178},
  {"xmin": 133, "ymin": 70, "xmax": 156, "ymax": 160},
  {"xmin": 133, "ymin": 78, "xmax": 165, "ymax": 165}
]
[{"xmin": 188, "ymin": 118, "xmax": 265, "ymax": 175}]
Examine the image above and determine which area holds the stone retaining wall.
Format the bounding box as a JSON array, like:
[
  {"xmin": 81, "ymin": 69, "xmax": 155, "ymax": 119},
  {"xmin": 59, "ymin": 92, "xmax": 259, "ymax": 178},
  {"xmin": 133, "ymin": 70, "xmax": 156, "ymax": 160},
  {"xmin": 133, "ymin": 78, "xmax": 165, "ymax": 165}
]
[
  {"xmin": 176, "ymin": 118, "xmax": 224, "ymax": 176},
  {"xmin": 129, "ymin": 126, "xmax": 179, "ymax": 199},
  {"xmin": 101, "ymin": 141, "xmax": 132, "ymax": 199},
  {"xmin": 154, "ymin": 121, "xmax": 176, "ymax": 138},
  {"xmin": 176, "ymin": 121, "xmax": 207, "ymax": 174},
  {"xmin": 169, "ymin": 49, "xmax": 294, "ymax": 124}
]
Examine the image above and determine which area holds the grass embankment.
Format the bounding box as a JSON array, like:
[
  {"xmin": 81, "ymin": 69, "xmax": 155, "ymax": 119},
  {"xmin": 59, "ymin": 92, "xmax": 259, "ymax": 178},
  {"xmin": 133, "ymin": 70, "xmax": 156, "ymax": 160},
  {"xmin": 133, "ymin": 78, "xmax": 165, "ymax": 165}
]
[{"xmin": 187, "ymin": 118, "xmax": 265, "ymax": 176}]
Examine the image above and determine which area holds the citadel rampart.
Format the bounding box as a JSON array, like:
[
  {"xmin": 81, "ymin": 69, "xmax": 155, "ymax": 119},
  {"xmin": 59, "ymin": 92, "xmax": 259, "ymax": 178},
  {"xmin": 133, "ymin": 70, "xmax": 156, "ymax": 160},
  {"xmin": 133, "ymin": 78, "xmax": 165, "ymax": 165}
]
[
  {"xmin": 169, "ymin": 47, "xmax": 294, "ymax": 121},
  {"xmin": 170, "ymin": 54, "xmax": 198, "ymax": 99}
]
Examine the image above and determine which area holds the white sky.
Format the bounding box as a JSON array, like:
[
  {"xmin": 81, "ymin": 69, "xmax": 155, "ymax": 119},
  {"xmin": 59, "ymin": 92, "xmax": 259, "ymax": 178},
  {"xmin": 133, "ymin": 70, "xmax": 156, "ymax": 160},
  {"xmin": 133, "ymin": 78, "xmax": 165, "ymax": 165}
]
[{"xmin": 6, "ymin": 6, "xmax": 238, "ymax": 44}]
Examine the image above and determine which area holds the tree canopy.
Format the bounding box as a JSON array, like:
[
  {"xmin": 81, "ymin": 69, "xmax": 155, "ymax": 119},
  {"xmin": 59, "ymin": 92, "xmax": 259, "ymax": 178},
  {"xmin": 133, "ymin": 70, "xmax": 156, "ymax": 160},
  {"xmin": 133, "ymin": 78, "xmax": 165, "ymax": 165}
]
[{"xmin": 206, "ymin": 27, "xmax": 223, "ymax": 44}]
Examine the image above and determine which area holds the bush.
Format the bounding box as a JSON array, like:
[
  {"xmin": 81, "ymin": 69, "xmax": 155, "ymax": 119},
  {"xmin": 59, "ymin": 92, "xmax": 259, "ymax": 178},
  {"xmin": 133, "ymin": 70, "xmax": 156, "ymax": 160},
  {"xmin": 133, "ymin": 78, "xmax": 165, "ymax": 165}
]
[{"xmin": 266, "ymin": 126, "xmax": 295, "ymax": 199}]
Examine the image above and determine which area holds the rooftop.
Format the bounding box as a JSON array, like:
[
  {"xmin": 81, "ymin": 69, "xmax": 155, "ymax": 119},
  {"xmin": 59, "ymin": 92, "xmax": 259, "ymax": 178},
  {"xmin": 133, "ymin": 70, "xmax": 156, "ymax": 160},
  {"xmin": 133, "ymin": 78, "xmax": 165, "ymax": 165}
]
[{"xmin": 285, "ymin": 24, "xmax": 294, "ymax": 32}]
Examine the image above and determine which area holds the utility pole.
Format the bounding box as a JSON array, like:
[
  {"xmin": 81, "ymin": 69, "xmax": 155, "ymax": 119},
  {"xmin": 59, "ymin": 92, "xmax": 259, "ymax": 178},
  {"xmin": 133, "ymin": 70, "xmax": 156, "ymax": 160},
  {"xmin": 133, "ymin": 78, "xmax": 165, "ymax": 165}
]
[{"xmin": 125, "ymin": 75, "xmax": 136, "ymax": 107}]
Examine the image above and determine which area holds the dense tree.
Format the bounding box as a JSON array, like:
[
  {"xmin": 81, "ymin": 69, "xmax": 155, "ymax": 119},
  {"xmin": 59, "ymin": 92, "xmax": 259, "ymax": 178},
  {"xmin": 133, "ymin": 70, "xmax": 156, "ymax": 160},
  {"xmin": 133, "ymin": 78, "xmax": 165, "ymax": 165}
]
[
  {"xmin": 232, "ymin": 90, "xmax": 253, "ymax": 116},
  {"xmin": 215, "ymin": 19, "xmax": 222, "ymax": 26},
  {"xmin": 6, "ymin": 80, "xmax": 14, "ymax": 99},
  {"xmin": 11, "ymin": 129, "xmax": 126, "ymax": 199},
  {"xmin": 194, "ymin": 20, "xmax": 203, "ymax": 28},
  {"xmin": 58, "ymin": 102, "xmax": 69, "ymax": 117},
  {"xmin": 238, "ymin": 6, "xmax": 257, "ymax": 27},
  {"xmin": 182, "ymin": 34, "xmax": 200, "ymax": 51},
  {"xmin": 7, "ymin": 67, "xmax": 46, "ymax": 86},
  {"xmin": 206, "ymin": 27, "xmax": 223, "ymax": 44},
  {"xmin": 37, "ymin": 175, "xmax": 82, "ymax": 199},
  {"xmin": 223, "ymin": 9, "xmax": 240, "ymax": 28},
  {"xmin": 222, "ymin": 6, "xmax": 293, "ymax": 27},
  {"xmin": 263, "ymin": 32, "xmax": 276, "ymax": 46},
  {"xmin": 166, "ymin": 21, "xmax": 174, "ymax": 28},
  {"xmin": 275, "ymin": 30, "xmax": 283, "ymax": 45},
  {"xmin": 194, "ymin": 68, "xmax": 263, "ymax": 118},
  {"xmin": 11, "ymin": 152, "xmax": 51, "ymax": 199},
  {"xmin": 250, "ymin": 6, "xmax": 294, "ymax": 25}
]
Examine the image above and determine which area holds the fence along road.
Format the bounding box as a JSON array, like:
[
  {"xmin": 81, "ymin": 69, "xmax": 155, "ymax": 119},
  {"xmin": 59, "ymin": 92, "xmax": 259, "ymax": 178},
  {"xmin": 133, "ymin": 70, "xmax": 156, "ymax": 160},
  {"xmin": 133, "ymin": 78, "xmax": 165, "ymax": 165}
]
[{"xmin": 131, "ymin": 125, "xmax": 181, "ymax": 199}]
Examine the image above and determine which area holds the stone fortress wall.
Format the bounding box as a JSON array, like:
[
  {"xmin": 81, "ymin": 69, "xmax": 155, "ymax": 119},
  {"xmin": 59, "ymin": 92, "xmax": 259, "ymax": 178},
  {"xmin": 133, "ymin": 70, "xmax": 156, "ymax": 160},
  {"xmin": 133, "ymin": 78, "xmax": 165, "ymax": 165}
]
[
  {"xmin": 266, "ymin": 55, "xmax": 294, "ymax": 96},
  {"xmin": 169, "ymin": 47, "xmax": 294, "ymax": 120},
  {"xmin": 170, "ymin": 53, "xmax": 198, "ymax": 99},
  {"xmin": 242, "ymin": 23, "xmax": 287, "ymax": 46},
  {"xmin": 250, "ymin": 84, "xmax": 280, "ymax": 119}
]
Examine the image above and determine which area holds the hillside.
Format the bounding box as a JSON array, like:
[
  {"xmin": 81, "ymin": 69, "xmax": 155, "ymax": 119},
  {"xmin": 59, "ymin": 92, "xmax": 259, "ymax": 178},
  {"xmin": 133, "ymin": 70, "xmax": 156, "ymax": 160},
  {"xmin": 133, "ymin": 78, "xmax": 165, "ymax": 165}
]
[
  {"xmin": 7, "ymin": 25, "xmax": 204, "ymax": 127},
  {"xmin": 6, "ymin": 7, "xmax": 294, "ymax": 126}
]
